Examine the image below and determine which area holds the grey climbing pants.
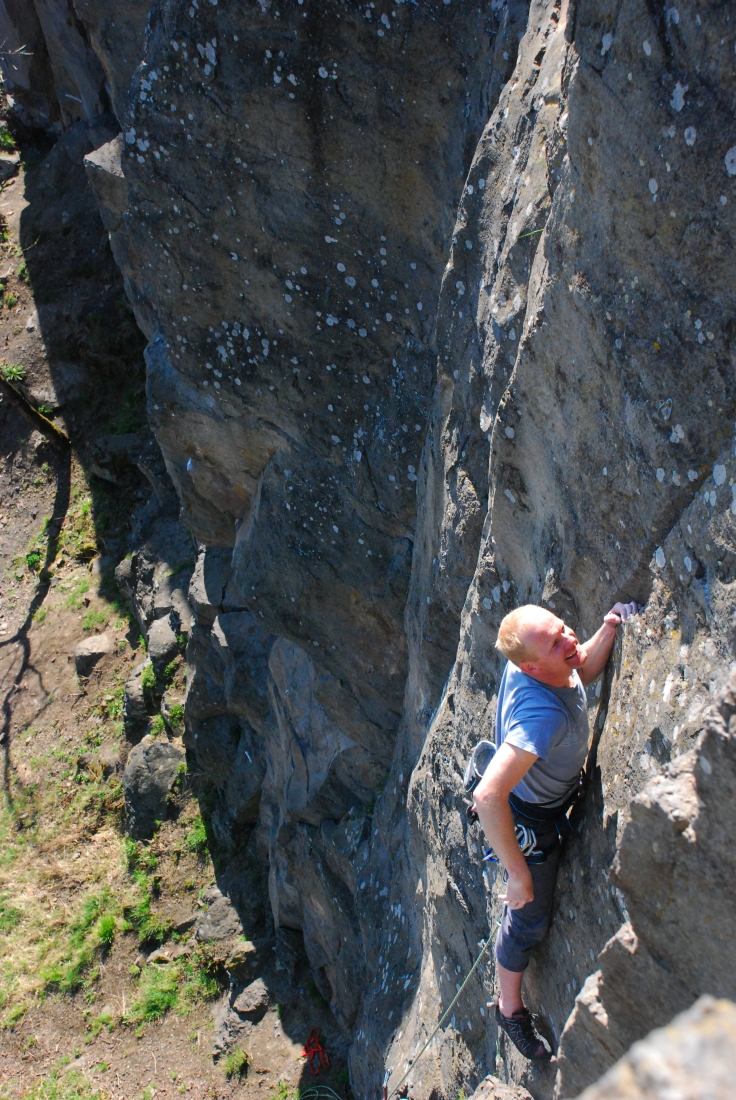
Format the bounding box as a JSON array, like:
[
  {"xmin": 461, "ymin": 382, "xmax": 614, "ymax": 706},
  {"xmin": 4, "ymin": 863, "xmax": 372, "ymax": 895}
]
[{"xmin": 494, "ymin": 814, "xmax": 562, "ymax": 973}]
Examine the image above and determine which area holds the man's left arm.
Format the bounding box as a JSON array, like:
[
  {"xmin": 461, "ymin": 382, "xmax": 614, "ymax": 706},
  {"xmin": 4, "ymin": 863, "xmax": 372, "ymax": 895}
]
[{"xmin": 578, "ymin": 601, "xmax": 639, "ymax": 686}]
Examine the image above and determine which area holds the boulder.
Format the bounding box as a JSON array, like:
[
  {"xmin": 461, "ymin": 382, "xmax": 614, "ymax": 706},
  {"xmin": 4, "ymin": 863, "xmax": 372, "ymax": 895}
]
[
  {"xmin": 194, "ymin": 887, "xmax": 244, "ymax": 943},
  {"xmin": 0, "ymin": 154, "xmax": 20, "ymax": 182},
  {"xmin": 147, "ymin": 614, "xmax": 180, "ymax": 675},
  {"xmin": 122, "ymin": 734, "xmax": 184, "ymax": 839},
  {"xmin": 73, "ymin": 631, "xmax": 114, "ymax": 676},
  {"xmin": 232, "ymin": 977, "xmax": 269, "ymax": 1019}
]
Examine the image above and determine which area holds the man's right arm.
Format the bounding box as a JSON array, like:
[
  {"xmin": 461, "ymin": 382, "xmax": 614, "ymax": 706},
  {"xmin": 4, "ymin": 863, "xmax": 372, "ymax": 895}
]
[{"xmin": 473, "ymin": 742, "xmax": 538, "ymax": 909}]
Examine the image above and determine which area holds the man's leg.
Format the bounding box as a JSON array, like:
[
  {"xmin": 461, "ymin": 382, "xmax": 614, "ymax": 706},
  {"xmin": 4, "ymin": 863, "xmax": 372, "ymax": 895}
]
[
  {"xmin": 493, "ymin": 831, "xmax": 561, "ymax": 1059},
  {"xmin": 497, "ymin": 963, "xmax": 524, "ymax": 1017}
]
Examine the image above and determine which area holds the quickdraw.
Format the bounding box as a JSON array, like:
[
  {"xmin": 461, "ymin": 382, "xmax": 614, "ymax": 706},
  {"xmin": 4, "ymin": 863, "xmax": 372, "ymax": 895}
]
[{"xmin": 302, "ymin": 1027, "xmax": 330, "ymax": 1075}]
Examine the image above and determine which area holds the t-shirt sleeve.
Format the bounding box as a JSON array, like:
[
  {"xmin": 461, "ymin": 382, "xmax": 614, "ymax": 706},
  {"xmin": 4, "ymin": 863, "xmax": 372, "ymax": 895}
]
[{"xmin": 503, "ymin": 695, "xmax": 569, "ymax": 762}]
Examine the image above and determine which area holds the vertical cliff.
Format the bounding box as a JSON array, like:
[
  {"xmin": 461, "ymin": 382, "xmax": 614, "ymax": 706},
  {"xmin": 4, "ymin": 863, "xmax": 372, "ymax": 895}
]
[{"xmin": 5, "ymin": 0, "xmax": 736, "ymax": 1097}]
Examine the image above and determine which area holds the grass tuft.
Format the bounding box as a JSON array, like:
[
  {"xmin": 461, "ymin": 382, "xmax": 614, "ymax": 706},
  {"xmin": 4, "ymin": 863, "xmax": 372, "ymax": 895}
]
[{"xmin": 222, "ymin": 1048, "xmax": 251, "ymax": 1079}]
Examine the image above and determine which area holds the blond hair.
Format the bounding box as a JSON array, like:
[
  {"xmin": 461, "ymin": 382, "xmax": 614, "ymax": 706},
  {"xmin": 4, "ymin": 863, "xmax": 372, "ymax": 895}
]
[{"xmin": 495, "ymin": 605, "xmax": 543, "ymax": 664}]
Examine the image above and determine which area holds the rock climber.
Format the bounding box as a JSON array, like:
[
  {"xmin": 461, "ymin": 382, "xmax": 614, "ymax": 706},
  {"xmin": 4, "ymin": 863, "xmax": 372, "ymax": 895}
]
[{"xmin": 472, "ymin": 600, "xmax": 638, "ymax": 1061}]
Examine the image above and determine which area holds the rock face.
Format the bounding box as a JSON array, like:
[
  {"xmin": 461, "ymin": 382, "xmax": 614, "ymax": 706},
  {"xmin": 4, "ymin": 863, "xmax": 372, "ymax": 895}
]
[
  {"xmin": 573, "ymin": 996, "xmax": 736, "ymax": 1100},
  {"xmin": 16, "ymin": 0, "xmax": 736, "ymax": 1098},
  {"xmin": 123, "ymin": 734, "xmax": 185, "ymax": 839}
]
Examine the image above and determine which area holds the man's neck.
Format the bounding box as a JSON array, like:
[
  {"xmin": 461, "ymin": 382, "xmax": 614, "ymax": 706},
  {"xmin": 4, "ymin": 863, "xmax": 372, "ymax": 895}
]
[{"xmin": 524, "ymin": 667, "xmax": 577, "ymax": 690}]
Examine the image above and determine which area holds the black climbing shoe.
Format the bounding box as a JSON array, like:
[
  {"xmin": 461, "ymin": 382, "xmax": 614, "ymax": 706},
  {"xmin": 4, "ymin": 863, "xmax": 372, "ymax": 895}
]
[{"xmin": 494, "ymin": 1003, "xmax": 551, "ymax": 1061}]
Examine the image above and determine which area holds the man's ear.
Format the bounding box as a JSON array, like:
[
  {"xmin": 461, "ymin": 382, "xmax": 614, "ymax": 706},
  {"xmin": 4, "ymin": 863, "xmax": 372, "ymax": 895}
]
[{"xmin": 519, "ymin": 660, "xmax": 536, "ymax": 676}]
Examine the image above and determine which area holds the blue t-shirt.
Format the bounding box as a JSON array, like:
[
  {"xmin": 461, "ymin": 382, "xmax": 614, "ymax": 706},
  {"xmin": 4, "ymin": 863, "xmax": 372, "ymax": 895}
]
[{"xmin": 494, "ymin": 661, "xmax": 589, "ymax": 806}]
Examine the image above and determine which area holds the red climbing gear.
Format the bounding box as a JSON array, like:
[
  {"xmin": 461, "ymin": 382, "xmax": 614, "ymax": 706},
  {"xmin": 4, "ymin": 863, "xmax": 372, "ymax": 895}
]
[{"xmin": 302, "ymin": 1027, "xmax": 330, "ymax": 1075}]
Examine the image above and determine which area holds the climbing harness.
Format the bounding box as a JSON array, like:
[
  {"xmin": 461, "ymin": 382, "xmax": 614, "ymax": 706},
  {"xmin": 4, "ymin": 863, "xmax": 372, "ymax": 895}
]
[
  {"xmin": 383, "ymin": 931, "xmax": 494, "ymax": 1100},
  {"xmin": 302, "ymin": 1027, "xmax": 330, "ymax": 1075},
  {"xmin": 462, "ymin": 740, "xmax": 584, "ymax": 865}
]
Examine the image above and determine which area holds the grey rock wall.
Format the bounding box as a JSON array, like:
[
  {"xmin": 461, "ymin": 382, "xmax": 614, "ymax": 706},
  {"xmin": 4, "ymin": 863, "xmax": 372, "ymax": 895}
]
[{"xmin": 19, "ymin": 0, "xmax": 736, "ymax": 1097}]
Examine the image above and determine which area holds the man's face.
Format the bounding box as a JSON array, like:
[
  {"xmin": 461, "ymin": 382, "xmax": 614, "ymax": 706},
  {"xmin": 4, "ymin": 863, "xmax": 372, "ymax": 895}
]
[{"xmin": 518, "ymin": 609, "xmax": 586, "ymax": 686}]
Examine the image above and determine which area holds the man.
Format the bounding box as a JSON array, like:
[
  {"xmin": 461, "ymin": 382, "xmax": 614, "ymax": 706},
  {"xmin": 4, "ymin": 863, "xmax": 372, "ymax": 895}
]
[{"xmin": 473, "ymin": 600, "xmax": 638, "ymax": 1060}]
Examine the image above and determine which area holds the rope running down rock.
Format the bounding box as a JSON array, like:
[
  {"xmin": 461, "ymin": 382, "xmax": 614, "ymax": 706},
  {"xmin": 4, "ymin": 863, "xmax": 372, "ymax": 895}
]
[{"xmin": 385, "ymin": 931, "xmax": 494, "ymax": 1100}]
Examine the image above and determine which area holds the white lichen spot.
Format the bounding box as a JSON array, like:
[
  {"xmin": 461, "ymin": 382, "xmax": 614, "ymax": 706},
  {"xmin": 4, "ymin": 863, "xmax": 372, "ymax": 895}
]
[
  {"xmin": 648, "ymin": 178, "xmax": 658, "ymax": 195},
  {"xmin": 670, "ymin": 423, "xmax": 685, "ymax": 442},
  {"xmin": 504, "ymin": 489, "xmax": 516, "ymax": 504},
  {"xmin": 337, "ymin": 262, "xmax": 346, "ymax": 272},
  {"xmin": 601, "ymin": 32, "xmax": 613, "ymax": 54},
  {"xmin": 687, "ymin": 469, "xmax": 698, "ymax": 481},
  {"xmin": 482, "ymin": 597, "xmax": 492, "ymax": 610},
  {"xmin": 656, "ymin": 468, "xmax": 665, "ymax": 482},
  {"xmin": 655, "ymin": 547, "xmax": 666, "ymax": 569},
  {"xmin": 318, "ymin": 66, "xmax": 329, "ymax": 78},
  {"xmin": 642, "ymin": 40, "xmax": 651, "ymax": 56},
  {"xmin": 713, "ymin": 464, "xmax": 727, "ymax": 486},
  {"xmin": 504, "ymin": 427, "xmax": 515, "ymax": 439},
  {"xmin": 670, "ymin": 82, "xmax": 687, "ymax": 112},
  {"xmin": 725, "ymin": 147, "xmax": 736, "ymax": 177},
  {"xmin": 684, "ymin": 126, "xmax": 696, "ymax": 146}
]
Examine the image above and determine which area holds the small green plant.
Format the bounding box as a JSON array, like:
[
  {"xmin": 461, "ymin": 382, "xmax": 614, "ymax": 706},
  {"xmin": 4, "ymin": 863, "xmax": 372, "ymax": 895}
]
[
  {"xmin": 0, "ymin": 129, "xmax": 15, "ymax": 152},
  {"xmin": 141, "ymin": 663, "xmax": 156, "ymax": 692},
  {"xmin": 168, "ymin": 703, "xmax": 184, "ymax": 727},
  {"xmin": 222, "ymin": 1048, "xmax": 251, "ymax": 1079},
  {"xmin": 33, "ymin": 606, "xmax": 48, "ymax": 624},
  {"xmin": 4, "ymin": 294, "xmax": 18, "ymax": 308},
  {"xmin": 37, "ymin": 404, "xmax": 54, "ymax": 416},
  {"xmin": 17, "ymin": 260, "xmax": 28, "ymax": 281},
  {"xmin": 1, "ymin": 361, "xmax": 25, "ymax": 382},
  {"xmin": 25, "ymin": 550, "xmax": 41, "ymax": 571},
  {"xmin": 186, "ymin": 816, "xmax": 208, "ymax": 856},
  {"xmin": 150, "ymin": 713, "xmax": 166, "ymax": 738},
  {"xmin": 269, "ymin": 1082, "xmax": 297, "ymax": 1100},
  {"xmin": 163, "ymin": 660, "xmax": 179, "ymax": 684}
]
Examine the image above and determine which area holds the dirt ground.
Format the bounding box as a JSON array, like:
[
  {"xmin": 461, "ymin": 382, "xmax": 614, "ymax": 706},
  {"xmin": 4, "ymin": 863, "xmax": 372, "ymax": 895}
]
[{"xmin": 0, "ymin": 110, "xmax": 351, "ymax": 1100}]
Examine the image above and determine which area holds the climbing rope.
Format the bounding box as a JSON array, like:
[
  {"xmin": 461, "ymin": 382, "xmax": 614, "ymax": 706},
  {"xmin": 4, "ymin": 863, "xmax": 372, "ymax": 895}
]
[
  {"xmin": 384, "ymin": 931, "xmax": 494, "ymax": 1100},
  {"xmin": 299, "ymin": 1089, "xmax": 344, "ymax": 1100},
  {"xmin": 302, "ymin": 1026, "xmax": 330, "ymax": 1075}
]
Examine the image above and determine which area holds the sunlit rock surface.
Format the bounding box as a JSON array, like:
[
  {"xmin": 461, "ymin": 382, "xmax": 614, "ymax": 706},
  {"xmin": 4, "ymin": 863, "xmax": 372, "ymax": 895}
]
[{"xmin": 9, "ymin": 0, "xmax": 736, "ymax": 1097}]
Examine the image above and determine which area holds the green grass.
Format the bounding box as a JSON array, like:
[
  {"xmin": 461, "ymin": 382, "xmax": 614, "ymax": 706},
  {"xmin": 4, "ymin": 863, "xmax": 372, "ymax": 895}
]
[
  {"xmin": 0, "ymin": 894, "xmax": 21, "ymax": 933},
  {"xmin": 1, "ymin": 361, "xmax": 25, "ymax": 382},
  {"xmin": 0, "ymin": 130, "xmax": 15, "ymax": 152},
  {"xmin": 62, "ymin": 577, "xmax": 90, "ymax": 610},
  {"xmin": 32, "ymin": 606, "xmax": 48, "ymax": 624},
  {"xmin": 14, "ymin": 1067, "xmax": 106, "ymax": 1100},
  {"xmin": 186, "ymin": 816, "xmax": 208, "ymax": 856},
  {"xmin": 125, "ymin": 964, "xmax": 179, "ymax": 1024},
  {"xmin": 82, "ymin": 609, "xmax": 107, "ymax": 633},
  {"xmin": 222, "ymin": 1048, "xmax": 251, "ymax": 1078},
  {"xmin": 40, "ymin": 888, "xmax": 121, "ymax": 994}
]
